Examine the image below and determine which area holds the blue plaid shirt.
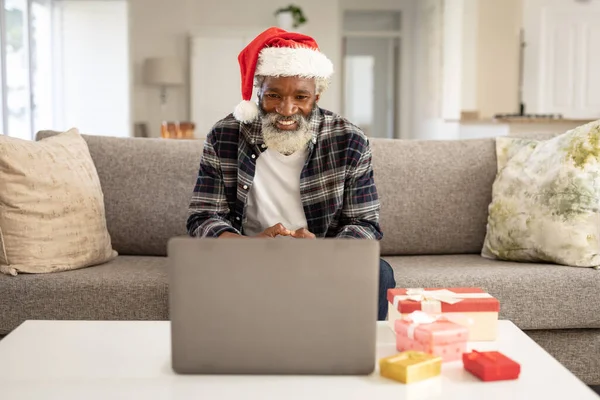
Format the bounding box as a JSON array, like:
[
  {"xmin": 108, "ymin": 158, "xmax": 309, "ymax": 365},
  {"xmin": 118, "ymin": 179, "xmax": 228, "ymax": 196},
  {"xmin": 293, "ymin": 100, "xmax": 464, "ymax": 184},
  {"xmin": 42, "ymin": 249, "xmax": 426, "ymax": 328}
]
[{"xmin": 186, "ymin": 107, "xmax": 382, "ymax": 239}]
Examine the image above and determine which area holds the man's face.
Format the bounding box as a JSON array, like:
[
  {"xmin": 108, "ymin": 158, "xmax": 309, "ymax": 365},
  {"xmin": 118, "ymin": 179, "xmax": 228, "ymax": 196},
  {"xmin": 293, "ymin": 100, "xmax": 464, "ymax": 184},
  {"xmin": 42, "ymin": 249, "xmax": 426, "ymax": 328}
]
[
  {"xmin": 259, "ymin": 76, "xmax": 319, "ymax": 127},
  {"xmin": 258, "ymin": 76, "xmax": 320, "ymax": 155}
]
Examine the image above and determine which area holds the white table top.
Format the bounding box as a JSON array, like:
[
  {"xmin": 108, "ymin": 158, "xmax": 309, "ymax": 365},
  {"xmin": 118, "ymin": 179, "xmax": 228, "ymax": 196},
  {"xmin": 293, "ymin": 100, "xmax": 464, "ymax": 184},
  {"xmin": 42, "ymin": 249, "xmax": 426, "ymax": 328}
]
[{"xmin": 0, "ymin": 320, "xmax": 596, "ymax": 400}]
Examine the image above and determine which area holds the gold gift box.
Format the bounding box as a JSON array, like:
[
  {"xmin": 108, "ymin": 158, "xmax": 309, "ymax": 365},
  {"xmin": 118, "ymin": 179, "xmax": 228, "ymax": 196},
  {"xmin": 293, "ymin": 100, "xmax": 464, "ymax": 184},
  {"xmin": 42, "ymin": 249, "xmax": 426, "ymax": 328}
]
[{"xmin": 379, "ymin": 351, "xmax": 442, "ymax": 384}]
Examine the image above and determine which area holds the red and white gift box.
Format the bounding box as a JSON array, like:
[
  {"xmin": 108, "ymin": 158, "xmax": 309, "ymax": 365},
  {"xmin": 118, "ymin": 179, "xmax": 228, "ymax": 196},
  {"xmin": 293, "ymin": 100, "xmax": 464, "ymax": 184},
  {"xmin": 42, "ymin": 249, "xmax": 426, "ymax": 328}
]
[{"xmin": 387, "ymin": 288, "xmax": 500, "ymax": 341}]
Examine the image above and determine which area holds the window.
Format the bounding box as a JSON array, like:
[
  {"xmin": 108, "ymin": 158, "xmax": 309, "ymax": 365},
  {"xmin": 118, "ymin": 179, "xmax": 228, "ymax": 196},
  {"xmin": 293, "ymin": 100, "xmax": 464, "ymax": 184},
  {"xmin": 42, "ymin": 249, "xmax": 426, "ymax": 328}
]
[
  {"xmin": 31, "ymin": 0, "xmax": 53, "ymax": 134},
  {"xmin": 3, "ymin": 0, "xmax": 32, "ymax": 139},
  {"xmin": 53, "ymin": 0, "xmax": 130, "ymax": 136},
  {"xmin": 1, "ymin": 0, "xmax": 130, "ymax": 139}
]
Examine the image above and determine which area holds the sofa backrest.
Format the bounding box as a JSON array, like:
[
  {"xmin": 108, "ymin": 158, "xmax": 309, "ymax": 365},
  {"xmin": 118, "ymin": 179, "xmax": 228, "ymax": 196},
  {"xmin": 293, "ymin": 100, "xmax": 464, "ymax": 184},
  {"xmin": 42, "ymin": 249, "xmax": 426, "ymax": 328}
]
[
  {"xmin": 370, "ymin": 138, "xmax": 497, "ymax": 256},
  {"xmin": 37, "ymin": 131, "xmax": 202, "ymax": 256},
  {"xmin": 36, "ymin": 130, "xmax": 501, "ymax": 256}
]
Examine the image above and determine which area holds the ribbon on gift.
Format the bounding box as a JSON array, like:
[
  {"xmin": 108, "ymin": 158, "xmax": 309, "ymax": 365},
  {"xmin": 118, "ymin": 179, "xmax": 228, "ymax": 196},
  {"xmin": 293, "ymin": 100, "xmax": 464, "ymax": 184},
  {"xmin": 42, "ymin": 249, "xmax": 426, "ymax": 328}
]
[
  {"xmin": 386, "ymin": 351, "xmax": 430, "ymax": 364},
  {"xmin": 470, "ymin": 350, "xmax": 499, "ymax": 363},
  {"xmin": 403, "ymin": 311, "xmax": 474, "ymax": 340},
  {"xmin": 393, "ymin": 288, "xmax": 493, "ymax": 314}
]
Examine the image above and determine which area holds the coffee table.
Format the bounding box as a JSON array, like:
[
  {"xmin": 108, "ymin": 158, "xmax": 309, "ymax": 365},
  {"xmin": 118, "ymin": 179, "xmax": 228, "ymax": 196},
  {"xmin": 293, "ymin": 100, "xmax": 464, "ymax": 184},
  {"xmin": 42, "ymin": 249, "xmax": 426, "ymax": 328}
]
[{"xmin": 0, "ymin": 320, "xmax": 597, "ymax": 399}]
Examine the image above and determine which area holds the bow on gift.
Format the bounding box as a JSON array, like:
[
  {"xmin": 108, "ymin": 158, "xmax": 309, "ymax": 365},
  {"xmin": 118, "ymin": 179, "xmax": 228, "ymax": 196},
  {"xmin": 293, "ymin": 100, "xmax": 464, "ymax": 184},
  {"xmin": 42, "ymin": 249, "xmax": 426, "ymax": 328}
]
[
  {"xmin": 393, "ymin": 288, "xmax": 493, "ymax": 314},
  {"xmin": 403, "ymin": 311, "xmax": 473, "ymax": 340}
]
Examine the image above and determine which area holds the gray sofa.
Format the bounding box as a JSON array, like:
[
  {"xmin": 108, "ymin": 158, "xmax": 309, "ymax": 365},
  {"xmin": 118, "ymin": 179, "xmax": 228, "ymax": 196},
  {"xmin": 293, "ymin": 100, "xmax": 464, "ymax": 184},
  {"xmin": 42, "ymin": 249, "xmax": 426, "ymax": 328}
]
[{"xmin": 1, "ymin": 130, "xmax": 599, "ymax": 385}]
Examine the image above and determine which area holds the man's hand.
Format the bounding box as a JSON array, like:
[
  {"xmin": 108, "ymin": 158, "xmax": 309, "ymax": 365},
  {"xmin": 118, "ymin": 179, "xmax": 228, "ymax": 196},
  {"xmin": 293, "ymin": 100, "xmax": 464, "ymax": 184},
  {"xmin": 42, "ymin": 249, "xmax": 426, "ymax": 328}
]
[
  {"xmin": 219, "ymin": 224, "xmax": 315, "ymax": 239},
  {"xmin": 291, "ymin": 228, "xmax": 316, "ymax": 239},
  {"xmin": 255, "ymin": 223, "xmax": 293, "ymax": 238}
]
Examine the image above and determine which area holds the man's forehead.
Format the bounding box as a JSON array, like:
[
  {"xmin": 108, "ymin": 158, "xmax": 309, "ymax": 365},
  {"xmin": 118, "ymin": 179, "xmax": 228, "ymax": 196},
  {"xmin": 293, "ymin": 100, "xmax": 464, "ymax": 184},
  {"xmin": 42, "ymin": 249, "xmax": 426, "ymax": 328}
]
[{"xmin": 262, "ymin": 76, "xmax": 315, "ymax": 88}]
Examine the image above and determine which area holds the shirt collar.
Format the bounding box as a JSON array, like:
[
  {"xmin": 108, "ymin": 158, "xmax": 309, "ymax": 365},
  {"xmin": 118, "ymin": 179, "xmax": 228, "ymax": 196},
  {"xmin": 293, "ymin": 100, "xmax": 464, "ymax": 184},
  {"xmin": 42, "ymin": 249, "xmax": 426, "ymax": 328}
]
[{"xmin": 240, "ymin": 108, "xmax": 322, "ymax": 151}]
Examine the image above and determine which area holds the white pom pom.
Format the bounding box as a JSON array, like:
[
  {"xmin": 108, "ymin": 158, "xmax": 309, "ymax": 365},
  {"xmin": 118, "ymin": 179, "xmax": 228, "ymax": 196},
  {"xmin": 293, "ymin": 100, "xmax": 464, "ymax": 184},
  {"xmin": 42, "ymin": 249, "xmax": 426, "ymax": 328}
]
[{"xmin": 233, "ymin": 100, "xmax": 259, "ymax": 123}]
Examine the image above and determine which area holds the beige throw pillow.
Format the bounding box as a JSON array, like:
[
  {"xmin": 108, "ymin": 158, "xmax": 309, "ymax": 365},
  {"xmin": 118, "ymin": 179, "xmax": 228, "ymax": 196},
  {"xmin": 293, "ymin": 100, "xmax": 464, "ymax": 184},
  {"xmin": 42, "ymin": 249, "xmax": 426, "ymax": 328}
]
[
  {"xmin": 0, "ymin": 128, "xmax": 117, "ymax": 275},
  {"xmin": 482, "ymin": 120, "xmax": 600, "ymax": 268}
]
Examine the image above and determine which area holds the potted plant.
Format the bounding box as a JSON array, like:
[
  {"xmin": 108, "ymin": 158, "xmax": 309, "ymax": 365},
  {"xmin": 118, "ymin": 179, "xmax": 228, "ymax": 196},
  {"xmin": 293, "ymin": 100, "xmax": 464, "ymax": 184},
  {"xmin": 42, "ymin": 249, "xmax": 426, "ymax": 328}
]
[{"xmin": 274, "ymin": 5, "xmax": 308, "ymax": 31}]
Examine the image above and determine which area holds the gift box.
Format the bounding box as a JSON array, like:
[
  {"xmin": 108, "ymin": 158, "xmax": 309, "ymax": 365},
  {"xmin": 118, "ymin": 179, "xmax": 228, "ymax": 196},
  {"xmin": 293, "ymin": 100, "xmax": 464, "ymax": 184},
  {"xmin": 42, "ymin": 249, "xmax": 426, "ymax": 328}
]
[
  {"xmin": 394, "ymin": 311, "xmax": 469, "ymax": 362},
  {"xmin": 379, "ymin": 351, "xmax": 442, "ymax": 384},
  {"xmin": 387, "ymin": 287, "xmax": 500, "ymax": 341},
  {"xmin": 463, "ymin": 350, "xmax": 521, "ymax": 381}
]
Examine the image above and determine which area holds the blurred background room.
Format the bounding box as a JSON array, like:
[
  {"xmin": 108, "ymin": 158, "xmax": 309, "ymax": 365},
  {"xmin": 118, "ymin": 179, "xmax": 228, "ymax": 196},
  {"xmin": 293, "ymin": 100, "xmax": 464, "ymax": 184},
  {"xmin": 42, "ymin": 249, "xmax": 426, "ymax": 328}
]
[{"xmin": 0, "ymin": 0, "xmax": 598, "ymax": 141}]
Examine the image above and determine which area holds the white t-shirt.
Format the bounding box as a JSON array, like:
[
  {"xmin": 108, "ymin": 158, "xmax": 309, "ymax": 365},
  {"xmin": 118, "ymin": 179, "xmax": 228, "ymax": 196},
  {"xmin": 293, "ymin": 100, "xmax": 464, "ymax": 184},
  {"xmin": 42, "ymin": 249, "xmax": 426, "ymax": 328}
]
[{"xmin": 243, "ymin": 148, "xmax": 308, "ymax": 236}]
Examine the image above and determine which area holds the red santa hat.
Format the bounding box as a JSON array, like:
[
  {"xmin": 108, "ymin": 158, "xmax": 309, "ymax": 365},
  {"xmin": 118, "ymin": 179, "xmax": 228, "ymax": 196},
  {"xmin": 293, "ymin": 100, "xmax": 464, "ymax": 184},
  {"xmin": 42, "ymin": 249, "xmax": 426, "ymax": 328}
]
[{"xmin": 233, "ymin": 27, "xmax": 334, "ymax": 123}]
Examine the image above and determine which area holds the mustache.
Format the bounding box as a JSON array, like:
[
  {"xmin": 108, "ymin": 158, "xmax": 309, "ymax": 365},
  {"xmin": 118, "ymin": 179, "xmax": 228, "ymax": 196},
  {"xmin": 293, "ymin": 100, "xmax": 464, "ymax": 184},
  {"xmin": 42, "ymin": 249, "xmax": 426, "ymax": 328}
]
[
  {"xmin": 263, "ymin": 112, "xmax": 303, "ymax": 124},
  {"xmin": 258, "ymin": 102, "xmax": 317, "ymax": 125}
]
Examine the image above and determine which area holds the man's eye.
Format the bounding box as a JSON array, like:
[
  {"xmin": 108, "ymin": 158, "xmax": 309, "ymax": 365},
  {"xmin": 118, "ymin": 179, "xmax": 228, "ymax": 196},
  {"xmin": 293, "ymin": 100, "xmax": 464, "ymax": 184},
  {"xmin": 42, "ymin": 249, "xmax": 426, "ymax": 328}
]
[
  {"xmin": 266, "ymin": 94, "xmax": 280, "ymax": 99},
  {"xmin": 296, "ymin": 96, "xmax": 308, "ymax": 100}
]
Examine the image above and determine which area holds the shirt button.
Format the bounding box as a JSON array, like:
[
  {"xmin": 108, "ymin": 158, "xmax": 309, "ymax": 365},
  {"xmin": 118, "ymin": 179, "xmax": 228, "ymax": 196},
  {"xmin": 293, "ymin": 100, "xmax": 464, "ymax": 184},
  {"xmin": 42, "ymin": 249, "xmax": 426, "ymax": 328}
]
[
  {"xmin": 261, "ymin": 144, "xmax": 266, "ymax": 149},
  {"xmin": 236, "ymin": 217, "xmax": 240, "ymax": 221},
  {"xmin": 243, "ymin": 185, "xmax": 248, "ymax": 190},
  {"xmin": 251, "ymin": 154, "xmax": 256, "ymax": 159},
  {"xmin": 251, "ymin": 139, "xmax": 255, "ymax": 144}
]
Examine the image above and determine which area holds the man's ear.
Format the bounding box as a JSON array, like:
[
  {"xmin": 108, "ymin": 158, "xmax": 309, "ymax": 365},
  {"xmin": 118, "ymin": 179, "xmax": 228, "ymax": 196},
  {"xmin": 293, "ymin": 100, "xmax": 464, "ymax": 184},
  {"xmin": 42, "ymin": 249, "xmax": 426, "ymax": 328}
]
[{"xmin": 315, "ymin": 93, "xmax": 320, "ymax": 103}]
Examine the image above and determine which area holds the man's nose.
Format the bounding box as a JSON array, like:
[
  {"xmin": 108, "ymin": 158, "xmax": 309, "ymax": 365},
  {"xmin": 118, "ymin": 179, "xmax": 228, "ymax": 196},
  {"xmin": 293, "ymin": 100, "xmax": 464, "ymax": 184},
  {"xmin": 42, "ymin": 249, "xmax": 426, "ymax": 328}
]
[{"xmin": 276, "ymin": 98, "xmax": 298, "ymax": 116}]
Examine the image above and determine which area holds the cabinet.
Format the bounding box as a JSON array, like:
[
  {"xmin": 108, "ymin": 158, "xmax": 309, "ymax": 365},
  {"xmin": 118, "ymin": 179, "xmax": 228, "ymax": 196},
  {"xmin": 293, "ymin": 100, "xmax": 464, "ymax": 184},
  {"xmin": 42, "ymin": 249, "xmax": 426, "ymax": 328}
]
[{"xmin": 523, "ymin": 0, "xmax": 600, "ymax": 119}]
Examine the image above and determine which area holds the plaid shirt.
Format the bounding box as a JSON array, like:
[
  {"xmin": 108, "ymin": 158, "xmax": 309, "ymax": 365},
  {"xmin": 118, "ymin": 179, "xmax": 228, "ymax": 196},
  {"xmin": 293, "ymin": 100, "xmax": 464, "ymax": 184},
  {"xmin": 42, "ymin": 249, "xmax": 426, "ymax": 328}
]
[{"xmin": 186, "ymin": 107, "xmax": 382, "ymax": 239}]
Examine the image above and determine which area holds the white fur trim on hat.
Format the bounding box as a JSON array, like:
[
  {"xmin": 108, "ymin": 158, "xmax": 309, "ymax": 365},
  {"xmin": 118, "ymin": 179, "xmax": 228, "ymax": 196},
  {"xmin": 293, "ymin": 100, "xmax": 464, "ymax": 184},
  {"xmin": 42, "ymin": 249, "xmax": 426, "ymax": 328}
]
[
  {"xmin": 256, "ymin": 46, "xmax": 334, "ymax": 78},
  {"xmin": 233, "ymin": 100, "xmax": 259, "ymax": 123}
]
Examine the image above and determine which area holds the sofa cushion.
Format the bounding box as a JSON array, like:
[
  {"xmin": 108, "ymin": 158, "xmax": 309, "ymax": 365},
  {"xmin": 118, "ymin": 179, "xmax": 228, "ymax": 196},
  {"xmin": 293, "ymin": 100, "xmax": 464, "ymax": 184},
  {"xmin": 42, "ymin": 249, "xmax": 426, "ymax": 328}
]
[
  {"xmin": 370, "ymin": 138, "xmax": 498, "ymax": 256},
  {"xmin": 0, "ymin": 129, "xmax": 116, "ymax": 276},
  {"xmin": 0, "ymin": 256, "xmax": 168, "ymax": 335},
  {"xmin": 385, "ymin": 254, "xmax": 600, "ymax": 330},
  {"xmin": 36, "ymin": 131, "xmax": 204, "ymax": 256},
  {"xmin": 2, "ymin": 253, "xmax": 597, "ymax": 335}
]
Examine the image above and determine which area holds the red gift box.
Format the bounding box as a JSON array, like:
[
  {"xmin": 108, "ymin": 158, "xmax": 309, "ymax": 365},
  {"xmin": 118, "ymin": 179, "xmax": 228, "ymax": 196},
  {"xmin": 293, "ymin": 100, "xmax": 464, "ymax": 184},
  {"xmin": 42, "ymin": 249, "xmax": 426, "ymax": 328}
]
[{"xmin": 462, "ymin": 350, "xmax": 521, "ymax": 381}]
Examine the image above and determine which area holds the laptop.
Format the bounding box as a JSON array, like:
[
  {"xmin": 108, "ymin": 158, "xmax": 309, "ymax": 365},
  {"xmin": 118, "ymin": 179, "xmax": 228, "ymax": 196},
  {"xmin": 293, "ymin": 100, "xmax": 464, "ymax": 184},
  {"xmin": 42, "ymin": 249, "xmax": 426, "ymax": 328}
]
[{"xmin": 167, "ymin": 236, "xmax": 380, "ymax": 375}]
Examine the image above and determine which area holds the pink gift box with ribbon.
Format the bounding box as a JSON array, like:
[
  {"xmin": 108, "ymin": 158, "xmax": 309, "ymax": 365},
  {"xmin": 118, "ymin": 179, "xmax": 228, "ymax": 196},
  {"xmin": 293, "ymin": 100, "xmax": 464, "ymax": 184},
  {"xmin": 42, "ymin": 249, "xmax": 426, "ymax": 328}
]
[
  {"xmin": 387, "ymin": 288, "xmax": 500, "ymax": 341},
  {"xmin": 395, "ymin": 311, "xmax": 469, "ymax": 363}
]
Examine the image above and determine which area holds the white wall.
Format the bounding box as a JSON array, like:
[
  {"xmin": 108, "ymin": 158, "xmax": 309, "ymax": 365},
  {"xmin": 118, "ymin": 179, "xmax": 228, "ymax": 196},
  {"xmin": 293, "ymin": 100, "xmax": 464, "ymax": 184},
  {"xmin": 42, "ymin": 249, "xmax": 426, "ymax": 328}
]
[
  {"xmin": 460, "ymin": 0, "xmax": 478, "ymax": 111},
  {"xmin": 412, "ymin": 0, "xmax": 521, "ymax": 140},
  {"xmin": 54, "ymin": 0, "xmax": 130, "ymax": 136},
  {"xmin": 130, "ymin": 0, "xmax": 341, "ymax": 137},
  {"xmin": 412, "ymin": 0, "xmax": 446, "ymax": 139},
  {"xmin": 441, "ymin": 0, "xmax": 465, "ymax": 122},
  {"xmin": 475, "ymin": 0, "xmax": 522, "ymax": 119},
  {"xmin": 441, "ymin": 0, "xmax": 521, "ymax": 121}
]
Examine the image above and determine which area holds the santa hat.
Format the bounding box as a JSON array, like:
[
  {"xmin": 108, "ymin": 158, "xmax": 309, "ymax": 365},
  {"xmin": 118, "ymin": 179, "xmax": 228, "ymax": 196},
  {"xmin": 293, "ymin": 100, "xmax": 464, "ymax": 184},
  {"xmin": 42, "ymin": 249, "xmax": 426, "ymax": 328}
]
[{"xmin": 233, "ymin": 27, "xmax": 334, "ymax": 123}]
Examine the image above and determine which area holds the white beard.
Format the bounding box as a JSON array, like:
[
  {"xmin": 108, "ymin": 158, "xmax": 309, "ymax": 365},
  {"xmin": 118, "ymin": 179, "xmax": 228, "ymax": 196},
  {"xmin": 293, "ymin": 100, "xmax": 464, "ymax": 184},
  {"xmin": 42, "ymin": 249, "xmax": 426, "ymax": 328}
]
[
  {"xmin": 259, "ymin": 108, "xmax": 315, "ymax": 155},
  {"xmin": 262, "ymin": 128, "xmax": 312, "ymax": 155}
]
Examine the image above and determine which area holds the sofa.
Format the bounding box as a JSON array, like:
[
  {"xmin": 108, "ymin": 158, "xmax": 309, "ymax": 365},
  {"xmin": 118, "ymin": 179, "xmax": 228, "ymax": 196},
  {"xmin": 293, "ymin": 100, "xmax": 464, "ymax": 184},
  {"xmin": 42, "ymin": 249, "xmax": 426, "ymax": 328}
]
[{"xmin": 1, "ymin": 130, "xmax": 599, "ymax": 385}]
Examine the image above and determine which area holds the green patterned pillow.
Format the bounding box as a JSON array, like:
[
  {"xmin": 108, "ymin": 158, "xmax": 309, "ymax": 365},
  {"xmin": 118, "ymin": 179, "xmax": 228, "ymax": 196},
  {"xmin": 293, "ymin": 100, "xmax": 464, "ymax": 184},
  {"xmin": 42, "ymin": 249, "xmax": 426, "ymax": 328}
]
[{"xmin": 482, "ymin": 120, "xmax": 600, "ymax": 268}]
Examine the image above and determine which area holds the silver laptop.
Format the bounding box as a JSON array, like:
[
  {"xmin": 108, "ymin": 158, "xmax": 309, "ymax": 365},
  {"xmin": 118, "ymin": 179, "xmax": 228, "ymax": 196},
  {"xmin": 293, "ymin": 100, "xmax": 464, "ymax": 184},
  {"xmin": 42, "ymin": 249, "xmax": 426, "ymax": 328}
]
[{"xmin": 167, "ymin": 236, "xmax": 380, "ymax": 375}]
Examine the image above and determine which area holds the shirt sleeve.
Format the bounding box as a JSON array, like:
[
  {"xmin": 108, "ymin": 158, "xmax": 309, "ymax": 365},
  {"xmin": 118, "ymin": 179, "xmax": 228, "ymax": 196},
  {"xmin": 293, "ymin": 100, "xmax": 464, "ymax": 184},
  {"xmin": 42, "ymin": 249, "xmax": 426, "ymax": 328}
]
[
  {"xmin": 186, "ymin": 131, "xmax": 240, "ymax": 238},
  {"xmin": 335, "ymin": 138, "xmax": 383, "ymax": 240}
]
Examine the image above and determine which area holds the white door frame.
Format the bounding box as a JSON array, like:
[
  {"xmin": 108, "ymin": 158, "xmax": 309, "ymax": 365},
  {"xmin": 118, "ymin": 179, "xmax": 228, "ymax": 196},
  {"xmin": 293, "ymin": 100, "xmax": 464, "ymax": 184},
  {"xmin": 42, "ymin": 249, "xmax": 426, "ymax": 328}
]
[{"xmin": 339, "ymin": 0, "xmax": 415, "ymax": 139}]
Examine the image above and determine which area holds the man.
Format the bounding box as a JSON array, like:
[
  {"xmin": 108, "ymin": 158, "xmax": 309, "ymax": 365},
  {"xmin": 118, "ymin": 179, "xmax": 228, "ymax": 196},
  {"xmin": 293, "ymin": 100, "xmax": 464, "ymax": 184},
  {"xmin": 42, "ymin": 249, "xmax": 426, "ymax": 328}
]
[{"xmin": 187, "ymin": 27, "xmax": 396, "ymax": 320}]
